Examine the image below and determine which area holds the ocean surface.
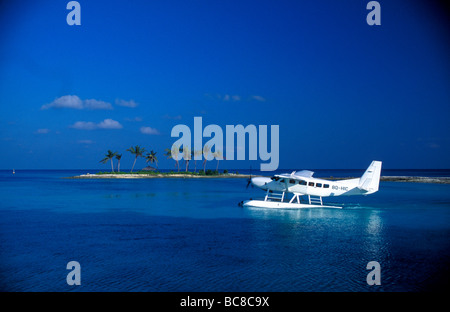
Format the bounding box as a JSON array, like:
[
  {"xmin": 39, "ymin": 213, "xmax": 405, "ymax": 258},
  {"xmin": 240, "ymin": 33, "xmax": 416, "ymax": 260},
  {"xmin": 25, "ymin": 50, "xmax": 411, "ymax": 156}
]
[{"xmin": 0, "ymin": 169, "xmax": 449, "ymax": 292}]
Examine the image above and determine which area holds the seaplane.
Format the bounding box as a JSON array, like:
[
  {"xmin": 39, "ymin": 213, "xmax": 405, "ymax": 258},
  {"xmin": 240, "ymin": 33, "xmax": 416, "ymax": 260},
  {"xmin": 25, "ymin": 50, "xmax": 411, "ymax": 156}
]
[{"xmin": 242, "ymin": 161, "xmax": 382, "ymax": 209}]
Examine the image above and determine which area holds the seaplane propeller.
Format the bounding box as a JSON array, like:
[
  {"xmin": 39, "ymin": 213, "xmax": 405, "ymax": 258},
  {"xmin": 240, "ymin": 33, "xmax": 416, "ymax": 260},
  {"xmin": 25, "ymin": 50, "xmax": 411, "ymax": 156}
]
[{"xmin": 246, "ymin": 166, "xmax": 253, "ymax": 189}]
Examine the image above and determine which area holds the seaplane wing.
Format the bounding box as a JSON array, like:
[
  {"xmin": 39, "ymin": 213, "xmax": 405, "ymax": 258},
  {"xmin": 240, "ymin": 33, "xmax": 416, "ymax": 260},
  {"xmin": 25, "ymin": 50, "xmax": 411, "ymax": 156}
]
[
  {"xmin": 292, "ymin": 170, "xmax": 314, "ymax": 178},
  {"xmin": 242, "ymin": 161, "xmax": 382, "ymax": 209}
]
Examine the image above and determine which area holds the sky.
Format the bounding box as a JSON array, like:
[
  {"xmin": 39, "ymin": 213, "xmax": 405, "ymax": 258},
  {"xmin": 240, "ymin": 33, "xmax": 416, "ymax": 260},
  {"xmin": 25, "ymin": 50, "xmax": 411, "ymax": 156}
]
[{"xmin": 0, "ymin": 0, "xmax": 449, "ymax": 170}]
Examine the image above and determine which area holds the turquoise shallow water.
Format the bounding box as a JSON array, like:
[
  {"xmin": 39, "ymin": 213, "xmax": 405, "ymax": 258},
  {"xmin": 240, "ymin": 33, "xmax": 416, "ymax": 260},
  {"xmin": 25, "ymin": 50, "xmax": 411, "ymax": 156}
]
[{"xmin": 0, "ymin": 170, "xmax": 449, "ymax": 291}]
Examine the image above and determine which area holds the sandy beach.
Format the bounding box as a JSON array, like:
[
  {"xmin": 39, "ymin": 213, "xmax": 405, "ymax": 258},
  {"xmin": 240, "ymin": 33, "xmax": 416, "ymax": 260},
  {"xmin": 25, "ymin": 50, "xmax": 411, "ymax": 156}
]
[
  {"xmin": 380, "ymin": 176, "xmax": 450, "ymax": 184},
  {"xmin": 68, "ymin": 173, "xmax": 252, "ymax": 179}
]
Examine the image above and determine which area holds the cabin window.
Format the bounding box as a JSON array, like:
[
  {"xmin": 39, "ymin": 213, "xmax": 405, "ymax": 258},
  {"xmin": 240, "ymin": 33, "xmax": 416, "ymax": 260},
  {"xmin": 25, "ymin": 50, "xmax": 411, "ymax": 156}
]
[
  {"xmin": 308, "ymin": 182, "xmax": 315, "ymax": 187},
  {"xmin": 316, "ymin": 183, "xmax": 322, "ymax": 188},
  {"xmin": 299, "ymin": 180, "xmax": 307, "ymax": 186},
  {"xmin": 324, "ymin": 184, "xmax": 330, "ymax": 188},
  {"xmin": 289, "ymin": 179, "xmax": 295, "ymax": 184},
  {"xmin": 272, "ymin": 177, "xmax": 280, "ymax": 181}
]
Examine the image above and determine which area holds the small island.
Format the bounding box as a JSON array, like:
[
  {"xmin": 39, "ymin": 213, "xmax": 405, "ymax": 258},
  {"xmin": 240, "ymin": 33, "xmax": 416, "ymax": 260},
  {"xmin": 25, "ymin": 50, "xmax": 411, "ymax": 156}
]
[
  {"xmin": 69, "ymin": 145, "xmax": 237, "ymax": 179},
  {"xmin": 66, "ymin": 146, "xmax": 251, "ymax": 179},
  {"xmin": 68, "ymin": 170, "xmax": 252, "ymax": 179}
]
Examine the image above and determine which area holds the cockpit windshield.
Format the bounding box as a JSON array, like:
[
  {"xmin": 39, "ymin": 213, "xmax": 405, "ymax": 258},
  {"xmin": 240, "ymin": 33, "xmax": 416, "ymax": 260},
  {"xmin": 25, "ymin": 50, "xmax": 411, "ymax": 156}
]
[{"xmin": 270, "ymin": 176, "xmax": 280, "ymax": 181}]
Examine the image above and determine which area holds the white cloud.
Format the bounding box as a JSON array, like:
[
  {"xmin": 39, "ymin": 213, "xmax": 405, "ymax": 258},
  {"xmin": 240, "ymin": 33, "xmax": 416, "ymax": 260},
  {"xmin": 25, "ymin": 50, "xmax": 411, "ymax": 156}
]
[
  {"xmin": 36, "ymin": 128, "xmax": 50, "ymax": 134},
  {"xmin": 41, "ymin": 95, "xmax": 112, "ymax": 110},
  {"xmin": 70, "ymin": 119, "xmax": 123, "ymax": 130},
  {"xmin": 251, "ymin": 95, "xmax": 266, "ymax": 102},
  {"xmin": 115, "ymin": 99, "xmax": 138, "ymax": 108},
  {"xmin": 140, "ymin": 126, "xmax": 160, "ymax": 135},
  {"xmin": 70, "ymin": 121, "xmax": 97, "ymax": 130},
  {"xmin": 221, "ymin": 94, "xmax": 241, "ymax": 101},
  {"xmin": 41, "ymin": 95, "xmax": 83, "ymax": 110},
  {"xmin": 84, "ymin": 99, "xmax": 113, "ymax": 110},
  {"xmin": 206, "ymin": 93, "xmax": 265, "ymax": 102},
  {"xmin": 98, "ymin": 119, "xmax": 123, "ymax": 129},
  {"xmin": 78, "ymin": 140, "xmax": 94, "ymax": 144},
  {"xmin": 208, "ymin": 94, "xmax": 241, "ymax": 102}
]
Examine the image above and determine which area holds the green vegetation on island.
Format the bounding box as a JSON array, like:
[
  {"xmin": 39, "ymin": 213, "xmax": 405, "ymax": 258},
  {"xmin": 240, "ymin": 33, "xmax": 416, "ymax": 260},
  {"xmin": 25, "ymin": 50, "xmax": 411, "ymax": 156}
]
[
  {"xmin": 97, "ymin": 144, "xmax": 229, "ymax": 176},
  {"xmin": 95, "ymin": 169, "xmax": 232, "ymax": 176}
]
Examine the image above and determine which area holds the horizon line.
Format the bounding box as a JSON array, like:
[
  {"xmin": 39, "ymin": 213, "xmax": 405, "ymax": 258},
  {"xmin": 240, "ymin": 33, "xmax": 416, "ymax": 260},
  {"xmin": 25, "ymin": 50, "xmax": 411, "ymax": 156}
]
[{"xmin": 3, "ymin": 168, "xmax": 450, "ymax": 171}]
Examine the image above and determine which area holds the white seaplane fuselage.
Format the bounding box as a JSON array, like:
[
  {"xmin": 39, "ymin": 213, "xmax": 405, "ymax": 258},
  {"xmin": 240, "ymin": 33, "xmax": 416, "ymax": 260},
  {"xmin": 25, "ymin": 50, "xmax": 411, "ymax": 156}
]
[{"xmin": 242, "ymin": 161, "xmax": 382, "ymax": 209}]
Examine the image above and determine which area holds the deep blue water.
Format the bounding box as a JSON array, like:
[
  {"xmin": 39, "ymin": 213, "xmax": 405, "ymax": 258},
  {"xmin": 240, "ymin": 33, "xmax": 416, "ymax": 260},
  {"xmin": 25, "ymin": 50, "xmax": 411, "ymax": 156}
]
[{"xmin": 0, "ymin": 170, "xmax": 449, "ymax": 291}]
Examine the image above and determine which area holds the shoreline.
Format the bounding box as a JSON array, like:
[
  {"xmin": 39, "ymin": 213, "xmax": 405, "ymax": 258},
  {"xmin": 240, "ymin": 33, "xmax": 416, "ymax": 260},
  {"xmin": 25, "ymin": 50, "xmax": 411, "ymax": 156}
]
[
  {"xmin": 380, "ymin": 176, "xmax": 450, "ymax": 184},
  {"xmin": 66, "ymin": 173, "xmax": 252, "ymax": 179},
  {"xmin": 65, "ymin": 173, "xmax": 450, "ymax": 184}
]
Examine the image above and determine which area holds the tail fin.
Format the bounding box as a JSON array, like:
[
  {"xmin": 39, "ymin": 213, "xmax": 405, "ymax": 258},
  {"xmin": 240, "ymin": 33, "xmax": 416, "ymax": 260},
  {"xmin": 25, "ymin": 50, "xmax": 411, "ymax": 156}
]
[{"xmin": 358, "ymin": 161, "xmax": 382, "ymax": 194}]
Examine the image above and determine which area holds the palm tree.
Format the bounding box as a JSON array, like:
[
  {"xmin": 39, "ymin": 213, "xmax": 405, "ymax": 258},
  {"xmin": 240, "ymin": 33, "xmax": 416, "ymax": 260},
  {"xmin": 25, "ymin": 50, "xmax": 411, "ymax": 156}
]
[
  {"xmin": 164, "ymin": 148, "xmax": 172, "ymax": 159},
  {"xmin": 173, "ymin": 145, "xmax": 181, "ymax": 171},
  {"xmin": 164, "ymin": 146, "xmax": 180, "ymax": 172},
  {"xmin": 213, "ymin": 149, "xmax": 223, "ymax": 172},
  {"xmin": 100, "ymin": 150, "xmax": 117, "ymax": 172},
  {"xmin": 202, "ymin": 145, "xmax": 210, "ymax": 172},
  {"xmin": 126, "ymin": 145, "xmax": 146, "ymax": 172},
  {"xmin": 145, "ymin": 150, "xmax": 158, "ymax": 168},
  {"xmin": 192, "ymin": 149, "xmax": 202, "ymax": 172},
  {"xmin": 183, "ymin": 146, "xmax": 191, "ymax": 172},
  {"xmin": 115, "ymin": 153, "xmax": 122, "ymax": 172},
  {"xmin": 164, "ymin": 147, "xmax": 172, "ymax": 169}
]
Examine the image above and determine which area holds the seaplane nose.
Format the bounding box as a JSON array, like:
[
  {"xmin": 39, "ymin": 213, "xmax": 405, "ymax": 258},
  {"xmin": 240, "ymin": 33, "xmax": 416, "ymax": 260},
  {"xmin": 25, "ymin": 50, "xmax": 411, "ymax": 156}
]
[{"xmin": 251, "ymin": 177, "xmax": 272, "ymax": 188}]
